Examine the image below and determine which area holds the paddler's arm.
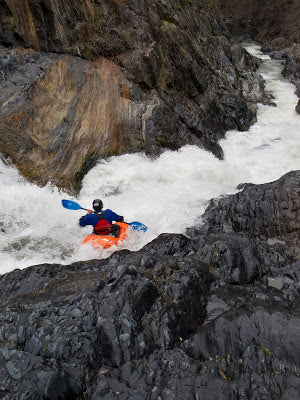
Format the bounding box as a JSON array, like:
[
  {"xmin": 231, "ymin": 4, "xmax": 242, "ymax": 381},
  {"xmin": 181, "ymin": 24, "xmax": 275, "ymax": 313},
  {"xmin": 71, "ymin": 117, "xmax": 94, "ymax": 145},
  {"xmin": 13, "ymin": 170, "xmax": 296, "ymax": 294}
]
[
  {"xmin": 103, "ymin": 209, "xmax": 124, "ymax": 223},
  {"xmin": 79, "ymin": 213, "xmax": 98, "ymax": 227}
]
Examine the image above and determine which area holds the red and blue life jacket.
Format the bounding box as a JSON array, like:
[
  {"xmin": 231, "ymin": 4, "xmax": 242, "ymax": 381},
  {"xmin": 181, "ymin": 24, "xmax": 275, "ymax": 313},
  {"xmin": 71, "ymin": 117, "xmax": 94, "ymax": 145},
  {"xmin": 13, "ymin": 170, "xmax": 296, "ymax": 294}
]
[{"xmin": 93, "ymin": 213, "xmax": 112, "ymax": 235}]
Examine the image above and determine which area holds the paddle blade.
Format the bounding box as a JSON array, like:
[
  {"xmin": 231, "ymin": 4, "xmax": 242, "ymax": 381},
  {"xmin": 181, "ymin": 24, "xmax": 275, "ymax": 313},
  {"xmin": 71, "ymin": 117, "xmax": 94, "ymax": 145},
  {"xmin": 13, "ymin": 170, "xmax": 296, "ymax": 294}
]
[
  {"xmin": 61, "ymin": 199, "xmax": 83, "ymax": 210},
  {"xmin": 129, "ymin": 221, "xmax": 148, "ymax": 232}
]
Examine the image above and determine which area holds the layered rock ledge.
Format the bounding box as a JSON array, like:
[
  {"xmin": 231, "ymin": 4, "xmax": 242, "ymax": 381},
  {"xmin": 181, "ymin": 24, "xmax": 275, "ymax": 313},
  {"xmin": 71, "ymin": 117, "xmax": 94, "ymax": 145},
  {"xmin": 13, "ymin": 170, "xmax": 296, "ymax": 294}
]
[{"xmin": 0, "ymin": 170, "xmax": 299, "ymax": 399}]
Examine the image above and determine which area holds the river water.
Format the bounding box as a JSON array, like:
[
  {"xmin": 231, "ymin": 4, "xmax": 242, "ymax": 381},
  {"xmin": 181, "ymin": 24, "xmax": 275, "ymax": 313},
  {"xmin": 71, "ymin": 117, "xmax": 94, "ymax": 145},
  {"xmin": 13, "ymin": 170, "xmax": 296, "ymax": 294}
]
[{"xmin": 0, "ymin": 43, "xmax": 299, "ymax": 274}]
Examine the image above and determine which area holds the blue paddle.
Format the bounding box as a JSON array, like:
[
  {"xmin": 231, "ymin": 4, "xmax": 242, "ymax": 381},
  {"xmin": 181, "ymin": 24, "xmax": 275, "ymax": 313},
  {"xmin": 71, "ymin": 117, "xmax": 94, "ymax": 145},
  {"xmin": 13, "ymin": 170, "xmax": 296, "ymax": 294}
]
[
  {"xmin": 61, "ymin": 199, "xmax": 88, "ymax": 211},
  {"xmin": 61, "ymin": 200, "xmax": 148, "ymax": 232},
  {"xmin": 129, "ymin": 221, "xmax": 148, "ymax": 232}
]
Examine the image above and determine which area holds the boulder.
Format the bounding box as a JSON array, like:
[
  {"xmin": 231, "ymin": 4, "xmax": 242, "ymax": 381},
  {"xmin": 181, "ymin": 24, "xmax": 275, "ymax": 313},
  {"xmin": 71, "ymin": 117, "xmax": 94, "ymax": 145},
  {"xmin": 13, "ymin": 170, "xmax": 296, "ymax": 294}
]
[{"xmin": 188, "ymin": 171, "xmax": 300, "ymax": 245}]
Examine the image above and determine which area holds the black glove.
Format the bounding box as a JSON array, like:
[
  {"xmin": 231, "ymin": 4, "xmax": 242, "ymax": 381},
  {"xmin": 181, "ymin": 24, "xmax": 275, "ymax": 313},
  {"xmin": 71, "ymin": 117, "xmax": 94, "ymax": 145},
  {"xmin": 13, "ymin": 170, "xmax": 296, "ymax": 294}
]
[{"xmin": 117, "ymin": 216, "xmax": 124, "ymax": 222}]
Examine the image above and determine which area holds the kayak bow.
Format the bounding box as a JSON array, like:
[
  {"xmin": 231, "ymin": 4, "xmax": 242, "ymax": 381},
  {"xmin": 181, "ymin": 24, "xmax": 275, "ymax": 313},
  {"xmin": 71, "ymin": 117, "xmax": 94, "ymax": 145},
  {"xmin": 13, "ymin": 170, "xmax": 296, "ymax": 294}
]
[{"xmin": 82, "ymin": 222, "xmax": 129, "ymax": 249}]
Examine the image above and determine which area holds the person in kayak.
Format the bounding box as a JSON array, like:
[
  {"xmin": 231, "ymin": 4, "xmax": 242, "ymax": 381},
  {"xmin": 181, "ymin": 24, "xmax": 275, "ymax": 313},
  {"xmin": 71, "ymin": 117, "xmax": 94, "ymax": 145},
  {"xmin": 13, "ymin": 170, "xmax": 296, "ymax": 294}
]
[{"xmin": 79, "ymin": 199, "xmax": 124, "ymax": 236}]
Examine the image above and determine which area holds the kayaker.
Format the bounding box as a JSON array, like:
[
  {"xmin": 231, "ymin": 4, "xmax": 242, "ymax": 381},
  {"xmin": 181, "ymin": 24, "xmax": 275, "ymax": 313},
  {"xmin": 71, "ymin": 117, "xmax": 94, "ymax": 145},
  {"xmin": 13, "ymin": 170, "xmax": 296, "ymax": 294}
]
[{"xmin": 79, "ymin": 199, "xmax": 124, "ymax": 236}]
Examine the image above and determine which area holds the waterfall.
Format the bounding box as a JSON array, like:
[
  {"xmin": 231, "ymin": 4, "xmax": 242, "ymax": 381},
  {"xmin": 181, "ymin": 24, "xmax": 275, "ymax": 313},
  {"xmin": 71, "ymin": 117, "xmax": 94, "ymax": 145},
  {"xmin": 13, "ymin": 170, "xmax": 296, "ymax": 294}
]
[{"xmin": 0, "ymin": 43, "xmax": 299, "ymax": 274}]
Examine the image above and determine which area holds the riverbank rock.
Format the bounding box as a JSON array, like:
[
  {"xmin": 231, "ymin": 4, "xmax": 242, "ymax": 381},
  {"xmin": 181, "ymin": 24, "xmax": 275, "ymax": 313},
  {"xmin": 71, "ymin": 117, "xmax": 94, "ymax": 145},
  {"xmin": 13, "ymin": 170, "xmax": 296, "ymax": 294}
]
[
  {"xmin": 0, "ymin": 170, "xmax": 299, "ymax": 399},
  {"xmin": 0, "ymin": 0, "xmax": 267, "ymax": 191},
  {"xmin": 187, "ymin": 170, "xmax": 300, "ymax": 287},
  {"xmin": 281, "ymin": 45, "xmax": 300, "ymax": 101},
  {"xmin": 190, "ymin": 170, "xmax": 300, "ymax": 243}
]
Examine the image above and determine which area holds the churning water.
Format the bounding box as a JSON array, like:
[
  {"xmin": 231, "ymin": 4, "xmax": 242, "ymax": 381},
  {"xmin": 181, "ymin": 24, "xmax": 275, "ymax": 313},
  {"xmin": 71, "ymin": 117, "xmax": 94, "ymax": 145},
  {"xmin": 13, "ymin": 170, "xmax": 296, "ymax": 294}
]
[{"xmin": 0, "ymin": 43, "xmax": 299, "ymax": 274}]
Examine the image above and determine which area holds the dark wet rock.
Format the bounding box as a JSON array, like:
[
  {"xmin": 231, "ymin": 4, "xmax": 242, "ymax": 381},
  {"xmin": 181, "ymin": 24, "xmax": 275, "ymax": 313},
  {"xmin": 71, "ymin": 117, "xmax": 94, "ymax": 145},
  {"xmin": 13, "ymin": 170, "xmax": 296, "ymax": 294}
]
[
  {"xmin": 185, "ymin": 283, "xmax": 299, "ymax": 364},
  {"xmin": 190, "ymin": 232, "xmax": 265, "ymax": 284},
  {"xmin": 0, "ymin": 349, "xmax": 85, "ymax": 399},
  {"xmin": 262, "ymin": 43, "xmax": 300, "ymax": 100},
  {"xmin": 0, "ymin": 250, "xmax": 213, "ymax": 398},
  {"xmin": 273, "ymin": 45, "xmax": 300, "ymax": 100},
  {"xmin": 259, "ymin": 43, "xmax": 300, "ymax": 101},
  {"xmin": 264, "ymin": 44, "xmax": 300, "ymax": 101},
  {"xmin": 0, "ymin": 171, "xmax": 299, "ymax": 399},
  {"xmin": 183, "ymin": 284, "xmax": 300, "ymax": 400},
  {"xmin": 187, "ymin": 170, "xmax": 300, "ymax": 301},
  {"xmin": 188, "ymin": 170, "xmax": 300, "ymax": 244}
]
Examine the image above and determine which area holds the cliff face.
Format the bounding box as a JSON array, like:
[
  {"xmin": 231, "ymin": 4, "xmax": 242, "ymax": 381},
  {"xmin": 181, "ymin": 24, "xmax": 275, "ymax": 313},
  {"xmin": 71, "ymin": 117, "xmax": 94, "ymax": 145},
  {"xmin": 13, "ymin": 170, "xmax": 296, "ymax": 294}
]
[
  {"xmin": 0, "ymin": 49, "xmax": 153, "ymax": 188},
  {"xmin": 0, "ymin": 0, "xmax": 266, "ymax": 190},
  {"xmin": 0, "ymin": 171, "xmax": 299, "ymax": 399}
]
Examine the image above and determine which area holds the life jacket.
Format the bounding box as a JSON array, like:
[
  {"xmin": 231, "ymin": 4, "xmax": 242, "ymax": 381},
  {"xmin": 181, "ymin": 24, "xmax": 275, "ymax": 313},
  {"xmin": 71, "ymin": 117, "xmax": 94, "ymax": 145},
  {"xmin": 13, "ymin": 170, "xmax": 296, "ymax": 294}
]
[{"xmin": 93, "ymin": 212, "xmax": 112, "ymax": 235}]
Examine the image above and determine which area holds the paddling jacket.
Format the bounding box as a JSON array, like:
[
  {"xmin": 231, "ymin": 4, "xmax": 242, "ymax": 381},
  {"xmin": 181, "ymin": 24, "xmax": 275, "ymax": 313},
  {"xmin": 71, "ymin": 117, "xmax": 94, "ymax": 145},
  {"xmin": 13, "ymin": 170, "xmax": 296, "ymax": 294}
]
[{"xmin": 79, "ymin": 209, "xmax": 124, "ymax": 235}]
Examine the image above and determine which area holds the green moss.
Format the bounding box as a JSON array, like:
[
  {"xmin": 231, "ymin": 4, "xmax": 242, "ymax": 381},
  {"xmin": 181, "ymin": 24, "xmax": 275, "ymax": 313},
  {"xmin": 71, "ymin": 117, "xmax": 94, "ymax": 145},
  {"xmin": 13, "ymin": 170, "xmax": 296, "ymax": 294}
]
[
  {"xmin": 74, "ymin": 152, "xmax": 100, "ymax": 189},
  {"xmin": 175, "ymin": 1, "xmax": 182, "ymax": 10},
  {"xmin": 83, "ymin": 389, "xmax": 88, "ymax": 399},
  {"xmin": 157, "ymin": 42, "xmax": 170, "ymax": 89},
  {"xmin": 74, "ymin": 149, "xmax": 123, "ymax": 192},
  {"xmin": 154, "ymin": 135, "xmax": 180, "ymax": 150},
  {"xmin": 258, "ymin": 346, "xmax": 273, "ymax": 357},
  {"xmin": 84, "ymin": 45, "xmax": 97, "ymax": 58},
  {"xmin": 218, "ymin": 369, "xmax": 231, "ymax": 381},
  {"xmin": 161, "ymin": 20, "xmax": 171, "ymax": 33}
]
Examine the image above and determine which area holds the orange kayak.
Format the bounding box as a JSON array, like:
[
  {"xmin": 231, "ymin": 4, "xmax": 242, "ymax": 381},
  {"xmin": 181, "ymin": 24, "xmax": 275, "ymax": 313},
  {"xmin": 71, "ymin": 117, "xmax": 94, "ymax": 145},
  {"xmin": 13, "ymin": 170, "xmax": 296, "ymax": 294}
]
[{"xmin": 82, "ymin": 222, "xmax": 130, "ymax": 249}]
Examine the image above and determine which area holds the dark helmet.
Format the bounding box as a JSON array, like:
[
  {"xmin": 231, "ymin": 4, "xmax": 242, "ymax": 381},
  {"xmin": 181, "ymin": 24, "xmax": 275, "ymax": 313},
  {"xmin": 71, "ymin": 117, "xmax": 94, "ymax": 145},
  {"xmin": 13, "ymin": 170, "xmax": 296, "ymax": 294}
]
[{"xmin": 92, "ymin": 199, "xmax": 103, "ymax": 211}]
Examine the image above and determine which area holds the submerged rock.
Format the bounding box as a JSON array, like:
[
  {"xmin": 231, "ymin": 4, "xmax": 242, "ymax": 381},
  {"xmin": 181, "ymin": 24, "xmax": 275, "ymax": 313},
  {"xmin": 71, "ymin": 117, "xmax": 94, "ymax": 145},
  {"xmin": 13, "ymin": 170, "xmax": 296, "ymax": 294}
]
[{"xmin": 0, "ymin": 171, "xmax": 299, "ymax": 399}]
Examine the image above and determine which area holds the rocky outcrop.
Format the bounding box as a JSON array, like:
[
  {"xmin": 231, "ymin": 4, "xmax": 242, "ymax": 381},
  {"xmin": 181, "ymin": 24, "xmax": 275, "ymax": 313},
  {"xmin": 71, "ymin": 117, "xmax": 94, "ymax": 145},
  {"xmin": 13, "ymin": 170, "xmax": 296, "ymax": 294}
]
[
  {"xmin": 188, "ymin": 170, "xmax": 300, "ymax": 244},
  {"xmin": 0, "ymin": 48, "xmax": 155, "ymax": 189},
  {"xmin": 187, "ymin": 170, "xmax": 300, "ymax": 292},
  {"xmin": 0, "ymin": 0, "xmax": 267, "ymax": 191},
  {"xmin": 0, "ymin": 171, "xmax": 299, "ymax": 399}
]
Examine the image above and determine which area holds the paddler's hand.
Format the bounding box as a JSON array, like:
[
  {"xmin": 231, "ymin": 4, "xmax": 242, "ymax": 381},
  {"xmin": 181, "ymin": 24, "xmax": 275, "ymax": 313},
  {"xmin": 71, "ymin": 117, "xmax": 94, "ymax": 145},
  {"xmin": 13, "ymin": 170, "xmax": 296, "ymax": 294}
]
[{"xmin": 87, "ymin": 209, "xmax": 93, "ymax": 214}]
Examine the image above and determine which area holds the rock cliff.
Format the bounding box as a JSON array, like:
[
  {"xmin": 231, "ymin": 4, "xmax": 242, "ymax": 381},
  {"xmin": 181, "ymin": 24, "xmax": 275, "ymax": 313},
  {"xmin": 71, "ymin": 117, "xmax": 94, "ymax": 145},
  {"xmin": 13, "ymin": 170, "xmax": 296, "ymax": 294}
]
[
  {"xmin": 0, "ymin": 0, "xmax": 266, "ymax": 190},
  {"xmin": 0, "ymin": 171, "xmax": 299, "ymax": 399}
]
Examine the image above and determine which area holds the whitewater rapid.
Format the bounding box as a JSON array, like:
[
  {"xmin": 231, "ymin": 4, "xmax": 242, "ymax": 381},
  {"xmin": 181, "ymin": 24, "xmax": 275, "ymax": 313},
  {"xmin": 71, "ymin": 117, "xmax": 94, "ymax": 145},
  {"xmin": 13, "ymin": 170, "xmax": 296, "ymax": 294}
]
[{"xmin": 0, "ymin": 43, "xmax": 299, "ymax": 274}]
